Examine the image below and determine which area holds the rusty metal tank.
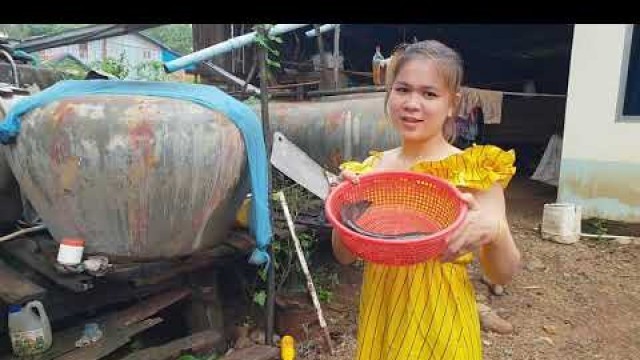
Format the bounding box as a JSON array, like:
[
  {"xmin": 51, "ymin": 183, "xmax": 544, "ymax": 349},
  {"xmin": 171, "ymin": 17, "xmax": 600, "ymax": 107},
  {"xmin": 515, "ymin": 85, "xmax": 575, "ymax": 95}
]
[
  {"xmin": 2, "ymin": 94, "xmax": 248, "ymax": 258},
  {"xmin": 263, "ymin": 91, "xmax": 566, "ymax": 172},
  {"xmin": 0, "ymin": 89, "xmax": 26, "ymax": 229},
  {"xmin": 0, "ymin": 150, "xmax": 23, "ymax": 228},
  {"xmin": 263, "ymin": 92, "xmax": 400, "ymax": 172}
]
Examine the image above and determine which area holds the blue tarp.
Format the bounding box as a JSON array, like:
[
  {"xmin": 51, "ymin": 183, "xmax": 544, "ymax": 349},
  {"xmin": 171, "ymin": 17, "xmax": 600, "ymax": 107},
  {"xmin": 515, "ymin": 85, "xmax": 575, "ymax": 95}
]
[{"xmin": 0, "ymin": 80, "xmax": 272, "ymax": 265}]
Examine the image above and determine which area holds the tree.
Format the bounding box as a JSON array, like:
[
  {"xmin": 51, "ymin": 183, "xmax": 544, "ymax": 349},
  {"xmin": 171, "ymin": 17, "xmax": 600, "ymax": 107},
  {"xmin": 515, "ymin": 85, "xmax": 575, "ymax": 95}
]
[
  {"xmin": 0, "ymin": 24, "xmax": 87, "ymax": 40},
  {"xmin": 142, "ymin": 24, "xmax": 193, "ymax": 55}
]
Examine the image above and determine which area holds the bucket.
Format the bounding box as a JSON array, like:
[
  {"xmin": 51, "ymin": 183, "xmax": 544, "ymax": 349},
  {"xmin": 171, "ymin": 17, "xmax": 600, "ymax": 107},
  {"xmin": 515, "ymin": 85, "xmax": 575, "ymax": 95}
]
[{"xmin": 541, "ymin": 203, "xmax": 582, "ymax": 244}]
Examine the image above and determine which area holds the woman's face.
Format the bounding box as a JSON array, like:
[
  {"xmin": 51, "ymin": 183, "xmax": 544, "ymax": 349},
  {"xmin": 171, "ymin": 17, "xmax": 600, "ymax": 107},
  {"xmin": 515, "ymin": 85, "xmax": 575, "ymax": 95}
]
[{"xmin": 387, "ymin": 58, "xmax": 458, "ymax": 143}]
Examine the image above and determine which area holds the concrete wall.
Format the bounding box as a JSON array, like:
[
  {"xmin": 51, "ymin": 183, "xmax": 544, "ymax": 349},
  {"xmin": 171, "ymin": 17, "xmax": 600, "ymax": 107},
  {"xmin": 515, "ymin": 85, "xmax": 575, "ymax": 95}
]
[{"xmin": 558, "ymin": 24, "xmax": 640, "ymax": 222}]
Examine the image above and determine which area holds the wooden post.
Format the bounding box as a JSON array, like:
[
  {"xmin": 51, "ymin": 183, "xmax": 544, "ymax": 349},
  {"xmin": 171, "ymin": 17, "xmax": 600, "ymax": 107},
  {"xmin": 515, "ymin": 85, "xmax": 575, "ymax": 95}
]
[
  {"xmin": 314, "ymin": 24, "xmax": 331, "ymax": 90},
  {"xmin": 333, "ymin": 25, "xmax": 341, "ymax": 89},
  {"xmin": 256, "ymin": 25, "xmax": 276, "ymax": 347},
  {"xmin": 277, "ymin": 191, "xmax": 334, "ymax": 355}
]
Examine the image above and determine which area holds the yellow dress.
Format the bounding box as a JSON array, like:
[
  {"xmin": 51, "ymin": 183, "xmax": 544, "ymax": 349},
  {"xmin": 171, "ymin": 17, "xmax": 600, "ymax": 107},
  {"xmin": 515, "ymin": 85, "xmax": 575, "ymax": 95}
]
[{"xmin": 340, "ymin": 144, "xmax": 516, "ymax": 360}]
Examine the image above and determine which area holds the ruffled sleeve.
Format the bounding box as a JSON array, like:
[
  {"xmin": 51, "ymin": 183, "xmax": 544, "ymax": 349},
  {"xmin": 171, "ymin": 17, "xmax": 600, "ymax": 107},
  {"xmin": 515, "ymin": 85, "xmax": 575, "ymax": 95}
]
[
  {"xmin": 411, "ymin": 144, "xmax": 516, "ymax": 190},
  {"xmin": 339, "ymin": 151, "xmax": 383, "ymax": 175}
]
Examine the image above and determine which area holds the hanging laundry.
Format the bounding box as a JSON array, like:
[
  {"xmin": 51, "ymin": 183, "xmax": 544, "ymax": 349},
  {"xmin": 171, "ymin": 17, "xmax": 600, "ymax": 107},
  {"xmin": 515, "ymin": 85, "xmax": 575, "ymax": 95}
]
[
  {"xmin": 458, "ymin": 87, "xmax": 504, "ymax": 124},
  {"xmin": 454, "ymin": 106, "xmax": 484, "ymax": 149}
]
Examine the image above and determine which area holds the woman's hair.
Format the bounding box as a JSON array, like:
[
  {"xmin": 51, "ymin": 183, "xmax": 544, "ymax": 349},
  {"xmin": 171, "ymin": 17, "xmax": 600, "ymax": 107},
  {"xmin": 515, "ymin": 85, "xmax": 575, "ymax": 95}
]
[{"xmin": 384, "ymin": 40, "xmax": 464, "ymax": 143}]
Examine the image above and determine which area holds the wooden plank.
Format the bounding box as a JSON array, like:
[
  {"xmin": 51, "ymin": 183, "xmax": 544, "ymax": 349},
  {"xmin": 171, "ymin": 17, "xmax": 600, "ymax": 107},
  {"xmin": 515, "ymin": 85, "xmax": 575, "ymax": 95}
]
[
  {"xmin": 0, "ymin": 286, "xmax": 189, "ymax": 360},
  {"xmin": 119, "ymin": 329, "xmax": 223, "ymax": 360},
  {"xmin": 0, "ymin": 258, "xmax": 46, "ymax": 303},
  {"xmin": 0, "ymin": 318, "xmax": 162, "ymax": 360},
  {"xmin": 53, "ymin": 317, "xmax": 163, "ymax": 360},
  {"xmin": 220, "ymin": 345, "xmax": 280, "ymax": 360},
  {"xmin": 112, "ymin": 287, "xmax": 192, "ymax": 328},
  {"xmin": 1, "ymin": 236, "xmax": 93, "ymax": 292}
]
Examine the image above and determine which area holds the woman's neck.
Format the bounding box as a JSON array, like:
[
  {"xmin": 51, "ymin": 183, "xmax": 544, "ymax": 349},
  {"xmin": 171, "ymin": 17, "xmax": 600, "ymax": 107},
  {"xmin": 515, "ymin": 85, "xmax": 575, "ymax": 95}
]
[{"xmin": 399, "ymin": 134, "xmax": 451, "ymax": 161}]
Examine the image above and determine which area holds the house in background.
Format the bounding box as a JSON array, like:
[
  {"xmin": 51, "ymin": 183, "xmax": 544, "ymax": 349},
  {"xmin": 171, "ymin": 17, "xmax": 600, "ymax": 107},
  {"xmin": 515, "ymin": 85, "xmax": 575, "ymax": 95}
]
[
  {"xmin": 559, "ymin": 24, "xmax": 640, "ymax": 223},
  {"xmin": 33, "ymin": 31, "xmax": 194, "ymax": 80}
]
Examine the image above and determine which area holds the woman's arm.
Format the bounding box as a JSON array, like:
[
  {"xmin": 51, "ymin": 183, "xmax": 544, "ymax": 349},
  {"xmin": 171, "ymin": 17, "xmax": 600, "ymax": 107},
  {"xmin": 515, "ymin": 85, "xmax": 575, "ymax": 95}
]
[
  {"xmin": 331, "ymin": 230, "xmax": 357, "ymax": 265},
  {"xmin": 473, "ymin": 184, "xmax": 521, "ymax": 285},
  {"xmin": 442, "ymin": 184, "xmax": 521, "ymax": 285},
  {"xmin": 329, "ymin": 169, "xmax": 361, "ymax": 265}
]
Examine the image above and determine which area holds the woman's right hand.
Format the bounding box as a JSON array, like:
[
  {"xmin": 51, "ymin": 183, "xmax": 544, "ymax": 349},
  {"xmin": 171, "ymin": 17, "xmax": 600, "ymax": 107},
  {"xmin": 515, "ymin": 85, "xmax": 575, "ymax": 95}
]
[
  {"xmin": 328, "ymin": 169, "xmax": 360, "ymax": 265},
  {"xmin": 328, "ymin": 169, "xmax": 360, "ymax": 194}
]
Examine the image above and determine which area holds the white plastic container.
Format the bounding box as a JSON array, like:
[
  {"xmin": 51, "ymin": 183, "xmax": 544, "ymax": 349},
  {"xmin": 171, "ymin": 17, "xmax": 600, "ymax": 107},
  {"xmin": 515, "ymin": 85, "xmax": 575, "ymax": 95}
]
[
  {"xmin": 8, "ymin": 300, "xmax": 53, "ymax": 356},
  {"xmin": 541, "ymin": 203, "xmax": 582, "ymax": 244},
  {"xmin": 56, "ymin": 238, "xmax": 85, "ymax": 265}
]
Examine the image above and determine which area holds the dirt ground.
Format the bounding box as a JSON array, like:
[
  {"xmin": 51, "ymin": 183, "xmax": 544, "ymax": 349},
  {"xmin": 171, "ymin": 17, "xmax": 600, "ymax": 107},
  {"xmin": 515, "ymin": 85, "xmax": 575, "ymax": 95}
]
[{"xmin": 299, "ymin": 177, "xmax": 640, "ymax": 360}]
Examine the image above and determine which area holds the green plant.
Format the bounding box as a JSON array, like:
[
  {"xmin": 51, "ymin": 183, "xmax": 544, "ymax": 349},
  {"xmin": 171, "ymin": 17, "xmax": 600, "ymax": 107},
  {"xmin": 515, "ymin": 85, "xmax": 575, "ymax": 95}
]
[
  {"xmin": 584, "ymin": 217, "xmax": 609, "ymax": 236},
  {"xmin": 253, "ymin": 24, "xmax": 283, "ymax": 70},
  {"xmin": 253, "ymin": 289, "xmax": 267, "ymax": 307},
  {"xmin": 132, "ymin": 60, "xmax": 171, "ymax": 81},
  {"xmin": 317, "ymin": 287, "xmax": 333, "ymax": 303},
  {"xmin": 90, "ymin": 52, "xmax": 130, "ymax": 79},
  {"xmin": 177, "ymin": 353, "xmax": 219, "ymax": 360},
  {"xmin": 243, "ymin": 95, "xmax": 260, "ymax": 106},
  {"xmin": 249, "ymin": 181, "xmax": 323, "ymax": 308},
  {"xmin": 41, "ymin": 58, "xmax": 87, "ymax": 80}
]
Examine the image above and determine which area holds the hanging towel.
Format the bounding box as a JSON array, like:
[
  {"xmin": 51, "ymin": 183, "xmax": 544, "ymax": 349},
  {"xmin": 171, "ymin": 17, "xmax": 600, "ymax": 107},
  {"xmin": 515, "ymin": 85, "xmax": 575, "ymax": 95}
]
[{"xmin": 458, "ymin": 87, "xmax": 504, "ymax": 124}]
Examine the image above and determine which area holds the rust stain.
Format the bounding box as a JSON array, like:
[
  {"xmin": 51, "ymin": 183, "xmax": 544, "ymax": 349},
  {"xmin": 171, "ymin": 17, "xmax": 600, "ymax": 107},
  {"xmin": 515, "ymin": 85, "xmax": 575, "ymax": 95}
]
[
  {"xmin": 49, "ymin": 102, "xmax": 73, "ymax": 166},
  {"xmin": 126, "ymin": 103, "xmax": 156, "ymax": 251},
  {"xmin": 328, "ymin": 148, "xmax": 343, "ymax": 169},
  {"xmin": 273, "ymin": 105, "xmax": 289, "ymax": 119},
  {"xmin": 129, "ymin": 207, "xmax": 150, "ymax": 252},
  {"xmin": 51, "ymin": 100, "xmax": 75, "ymax": 127},
  {"xmin": 59, "ymin": 156, "xmax": 79, "ymax": 191},
  {"xmin": 191, "ymin": 138, "xmax": 243, "ymax": 236},
  {"xmin": 128, "ymin": 120, "xmax": 158, "ymax": 169},
  {"xmin": 191, "ymin": 187, "xmax": 224, "ymax": 231},
  {"xmin": 326, "ymin": 110, "xmax": 344, "ymax": 134},
  {"xmin": 49, "ymin": 134, "xmax": 70, "ymax": 165}
]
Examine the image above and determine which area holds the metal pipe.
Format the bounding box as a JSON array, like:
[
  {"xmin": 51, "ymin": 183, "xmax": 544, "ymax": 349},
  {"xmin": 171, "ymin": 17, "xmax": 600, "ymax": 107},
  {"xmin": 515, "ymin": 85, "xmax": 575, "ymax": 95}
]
[
  {"xmin": 0, "ymin": 49, "xmax": 19, "ymax": 87},
  {"xmin": 307, "ymin": 85, "xmax": 386, "ymax": 98},
  {"xmin": 201, "ymin": 61, "xmax": 260, "ymax": 95},
  {"xmin": 164, "ymin": 24, "xmax": 310, "ymax": 73},
  {"xmin": 305, "ymin": 24, "xmax": 338, "ymax": 38}
]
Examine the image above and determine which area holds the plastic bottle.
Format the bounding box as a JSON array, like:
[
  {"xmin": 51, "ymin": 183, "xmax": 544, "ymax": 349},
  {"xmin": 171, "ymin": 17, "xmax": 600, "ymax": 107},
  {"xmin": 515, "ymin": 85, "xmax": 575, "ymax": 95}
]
[
  {"xmin": 280, "ymin": 335, "xmax": 295, "ymax": 360},
  {"xmin": 8, "ymin": 301, "xmax": 53, "ymax": 357},
  {"xmin": 372, "ymin": 46, "xmax": 385, "ymax": 85},
  {"xmin": 56, "ymin": 237, "xmax": 85, "ymax": 265}
]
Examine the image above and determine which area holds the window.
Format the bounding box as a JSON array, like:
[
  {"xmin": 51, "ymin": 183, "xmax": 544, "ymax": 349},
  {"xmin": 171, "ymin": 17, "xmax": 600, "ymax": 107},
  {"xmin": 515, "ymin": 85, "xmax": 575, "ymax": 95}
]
[
  {"xmin": 143, "ymin": 50, "xmax": 152, "ymax": 59},
  {"xmin": 618, "ymin": 25, "xmax": 640, "ymax": 122}
]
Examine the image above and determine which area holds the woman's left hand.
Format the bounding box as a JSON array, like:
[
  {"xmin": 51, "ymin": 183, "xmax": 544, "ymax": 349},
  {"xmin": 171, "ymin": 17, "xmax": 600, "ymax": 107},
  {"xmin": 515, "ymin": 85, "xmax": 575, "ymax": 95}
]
[{"xmin": 440, "ymin": 192, "xmax": 498, "ymax": 263}]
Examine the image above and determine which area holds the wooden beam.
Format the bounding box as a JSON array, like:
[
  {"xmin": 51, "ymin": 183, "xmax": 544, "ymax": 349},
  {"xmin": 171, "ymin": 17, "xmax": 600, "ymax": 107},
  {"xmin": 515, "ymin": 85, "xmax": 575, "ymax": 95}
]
[
  {"xmin": 119, "ymin": 329, "xmax": 223, "ymax": 360},
  {"xmin": 0, "ymin": 286, "xmax": 193, "ymax": 360},
  {"xmin": 0, "ymin": 318, "xmax": 163, "ymax": 360},
  {"xmin": 113, "ymin": 287, "xmax": 192, "ymax": 328},
  {"xmin": 0, "ymin": 258, "xmax": 45, "ymax": 303},
  {"xmin": 1, "ymin": 236, "xmax": 93, "ymax": 292},
  {"xmin": 220, "ymin": 345, "xmax": 280, "ymax": 360},
  {"xmin": 54, "ymin": 318, "xmax": 163, "ymax": 360}
]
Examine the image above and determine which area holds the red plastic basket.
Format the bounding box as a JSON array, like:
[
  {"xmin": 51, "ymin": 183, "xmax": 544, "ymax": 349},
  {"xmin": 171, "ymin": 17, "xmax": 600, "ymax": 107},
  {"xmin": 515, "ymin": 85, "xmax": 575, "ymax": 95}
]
[{"xmin": 325, "ymin": 171, "xmax": 468, "ymax": 265}]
